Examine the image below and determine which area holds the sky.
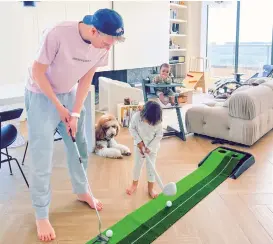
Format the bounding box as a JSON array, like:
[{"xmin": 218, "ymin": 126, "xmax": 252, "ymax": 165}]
[{"xmin": 208, "ymin": 0, "xmax": 273, "ymax": 44}]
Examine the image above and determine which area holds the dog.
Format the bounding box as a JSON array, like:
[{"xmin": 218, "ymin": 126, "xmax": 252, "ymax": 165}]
[{"xmin": 94, "ymin": 114, "xmax": 131, "ymax": 159}]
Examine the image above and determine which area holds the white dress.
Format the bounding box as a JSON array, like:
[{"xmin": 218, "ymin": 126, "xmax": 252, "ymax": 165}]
[
  {"xmin": 129, "ymin": 111, "xmax": 163, "ymax": 153},
  {"xmin": 129, "ymin": 111, "xmax": 163, "ymax": 182}
]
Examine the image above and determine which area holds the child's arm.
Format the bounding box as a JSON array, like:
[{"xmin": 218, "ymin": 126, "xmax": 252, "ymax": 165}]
[
  {"xmin": 153, "ymin": 75, "xmax": 161, "ymax": 84},
  {"xmin": 129, "ymin": 113, "xmax": 143, "ymax": 144},
  {"xmin": 146, "ymin": 123, "xmax": 164, "ymax": 151},
  {"xmin": 129, "ymin": 114, "xmax": 146, "ymax": 154},
  {"xmin": 164, "ymin": 76, "xmax": 172, "ymax": 84}
]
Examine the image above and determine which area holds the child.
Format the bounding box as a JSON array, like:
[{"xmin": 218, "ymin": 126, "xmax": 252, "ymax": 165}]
[
  {"xmin": 153, "ymin": 63, "xmax": 176, "ymax": 106},
  {"xmin": 126, "ymin": 101, "xmax": 163, "ymax": 199}
]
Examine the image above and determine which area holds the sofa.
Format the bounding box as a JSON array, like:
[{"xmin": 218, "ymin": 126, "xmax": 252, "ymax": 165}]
[
  {"xmin": 98, "ymin": 77, "xmax": 144, "ymax": 117},
  {"xmin": 185, "ymin": 78, "xmax": 273, "ymax": 146}
]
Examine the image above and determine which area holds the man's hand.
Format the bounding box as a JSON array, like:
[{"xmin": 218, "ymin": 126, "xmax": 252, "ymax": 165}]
[
  {"xmin": 69, "ymin": 116, "xmax": 78, "ymax": 138},
  {"xmin": 57, "ymin": 105, "xmax": 71, "ymax": 133}
]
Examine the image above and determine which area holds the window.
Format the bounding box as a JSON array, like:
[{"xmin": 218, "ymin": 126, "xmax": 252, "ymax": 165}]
[
  {"xmin": 206, "ymin": 1, "xmax": 273, "ymax": 80},
  {"xmin": 207, "ymin": 2, "xmax": 237, "ymax": 78},
  {"xmin": 238, "ymin": 1, "xmax": 273, "ymax": 79}
]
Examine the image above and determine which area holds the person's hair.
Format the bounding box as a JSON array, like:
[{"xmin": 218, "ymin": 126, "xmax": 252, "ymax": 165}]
[
  {"xmin": 140, "ymin": 101, "xmax": 162, "ymax": 126},
  {"xmin": 160, "ymin": 63, "xmax": 170, "ymax": 70}
]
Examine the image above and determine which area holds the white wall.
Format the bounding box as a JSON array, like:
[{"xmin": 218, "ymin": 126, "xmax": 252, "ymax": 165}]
[
  {"xmin": 112, "ymin": 1, "xmax": 169, "ymax": 70},
  {"xmin": 0, "ymin": 2, "xmax": 25, "ymax": 85},
  {"xmin": 0, "ymin": 1, "xmax": 169, "ymax": 86},
  {"xmin": 0, "ymin": 1, "xmax": 112, "ymax": 86}
]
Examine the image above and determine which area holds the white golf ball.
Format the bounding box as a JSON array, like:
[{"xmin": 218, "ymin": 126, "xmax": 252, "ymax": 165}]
[
  {"xmin": 166, "ymin": 200, "xmax": 172, "ymax": 207},
  {"xmin": 106, "ymin": 229, "xmax": 113, "ymax": 238}
]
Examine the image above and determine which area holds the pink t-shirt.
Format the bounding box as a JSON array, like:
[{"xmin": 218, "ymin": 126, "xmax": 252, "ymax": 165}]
[{"xmin": 26, "ymin": 21, "xmax": 109, "ymax": 94}]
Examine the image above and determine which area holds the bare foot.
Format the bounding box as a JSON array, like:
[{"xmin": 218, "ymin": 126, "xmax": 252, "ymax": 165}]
[
  {"xmin": 36, "ymin": 219, "xmax": 56, "ymax": 242},
  {"xmin": 148, "ymin": 182, "xmax": 158, "ymax": 199},
  {"xmin": 149, "ymin": 189, "xmax": 159, "ymax": 199},
  {"xmin": 77, "ymin": 193, "xmax": 103, "ymax": 211},
  {"xmin": 126, "ymin": 181, "xmax": 138, "ymax": 195}
]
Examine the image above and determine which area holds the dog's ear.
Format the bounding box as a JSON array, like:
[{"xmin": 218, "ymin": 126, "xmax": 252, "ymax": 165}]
[{"xmin": 95, "ymin": 122, "xmax": 105, "ymax": 140}]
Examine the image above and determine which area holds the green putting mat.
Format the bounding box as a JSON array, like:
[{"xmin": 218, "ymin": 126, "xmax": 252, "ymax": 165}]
[{"xmin": 87, "ymin": 147, "xmax": 254, "ymax": 244}]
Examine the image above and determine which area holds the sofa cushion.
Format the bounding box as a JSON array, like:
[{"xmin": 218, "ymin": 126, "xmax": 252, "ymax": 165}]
[
  {"xmin": 245, "ymin": 77, "xmax": 273, "ymax": 86},
  {"xmin": 221, "ymin": 85, "xmax": 252, "ymax": 108},
  {"xmin": 260, "ymin": 78, "xmax": 273, "ymax": 90},
  {"xmin": 228, "ymin": 85, "xmax": 273, "ymax": 120},
  {"xmin": 185, "ymin": 105, "xmax": 273, "ymax": 146}
]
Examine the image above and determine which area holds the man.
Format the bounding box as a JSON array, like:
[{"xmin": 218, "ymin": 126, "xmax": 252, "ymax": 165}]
[{"xmin": 24, "ymin": 8, "xmax": 124, "ymax": 242}]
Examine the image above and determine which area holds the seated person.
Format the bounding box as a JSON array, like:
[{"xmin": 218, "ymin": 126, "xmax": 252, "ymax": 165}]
[{"xmin": 153, "ymin": 63, "xmax": 176, "ymax": 106}]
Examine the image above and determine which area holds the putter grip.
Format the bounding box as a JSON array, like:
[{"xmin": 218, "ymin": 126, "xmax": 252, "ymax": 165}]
[{"xmin": 69, "ymin": 129, "xmax": 76, "ymax": 142}]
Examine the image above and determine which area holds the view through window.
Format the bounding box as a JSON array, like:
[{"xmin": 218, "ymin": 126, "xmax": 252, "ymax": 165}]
[
  {"xmin": 207, "ymin": 2, "xmax": 237, "ymax": 78},
  {"xmin": 238, "ymin": 0, "xmax": 273, "ymax": 79},
  {"xmin": 207, "ymin": 1, "xmax": 273, "ymax": 79}
]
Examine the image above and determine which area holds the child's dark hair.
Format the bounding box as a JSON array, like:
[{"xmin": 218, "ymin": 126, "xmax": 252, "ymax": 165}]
[
  {"xmin": 140, "ymin": 101, "xmax": 162, "ymax": 126},
  {"xmin": 160, "ymin": 63, "xmax": 170, "ymax": 70}
]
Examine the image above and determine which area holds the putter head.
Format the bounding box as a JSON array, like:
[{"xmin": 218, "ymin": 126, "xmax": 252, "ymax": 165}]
[
  {"xmin": 163, "ymin": 182, "xmax": 177, "ymax": 196},
  {"xmin": 93, "ymin": 234, "xmax": 109, "ymax": 243}
]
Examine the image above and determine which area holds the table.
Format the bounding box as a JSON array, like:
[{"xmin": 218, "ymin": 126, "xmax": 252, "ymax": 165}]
[
  {"xmin": 142, "ymin": 82, "xmax": 186, "ymax": 141},
  {"xmin": 233, "ymin": 73, "xmax": 244, "ymax": 82}
]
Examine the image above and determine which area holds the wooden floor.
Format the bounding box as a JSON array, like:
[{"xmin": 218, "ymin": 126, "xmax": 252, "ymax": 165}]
[{"xmin": 1, "ymin": 113, "xmax": 273, "ymax": 244}]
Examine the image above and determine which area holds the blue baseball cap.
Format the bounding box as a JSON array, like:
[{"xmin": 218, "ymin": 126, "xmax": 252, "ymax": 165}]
[{"xmin": 83, "ymin": 8, "xmax": 124, "ymax": 40}]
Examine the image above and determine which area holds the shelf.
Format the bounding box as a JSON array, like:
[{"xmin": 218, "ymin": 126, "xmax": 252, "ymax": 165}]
[
  {"xmin": 170, "ymin": 3, "xmax": 187, "ymax": 9},
  {"xmin": 170, "ymin": 19, "xmax": 187, "ymax": 23},
  {"xmin": 169, "ymin": 62, "xmax": 186, "ymax": 65},
  {"xmin": 169, "ymin": 1, "xmax": 188, "ymax": 79},
  {"xmin": 169, "ymin": 48, "xmax": 187, "ymax": 52},
  {"xmin": 170, "ymin": 34, "xmax": 187, "ymax": 37}
]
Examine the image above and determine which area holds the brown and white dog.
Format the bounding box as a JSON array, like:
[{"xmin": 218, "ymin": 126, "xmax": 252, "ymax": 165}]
[{"xmin": 94, "ymin": 114, "xmax": 131, "ymax": 159}]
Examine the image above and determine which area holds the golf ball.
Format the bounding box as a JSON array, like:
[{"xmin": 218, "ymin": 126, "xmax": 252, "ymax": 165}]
[
  {"xmin": 166, "ymin": 200, "xmax": 172, "ymax": 207},
  {"xmin": 106, "ymin": 229, "xmax": 113, "ymax": 238}
]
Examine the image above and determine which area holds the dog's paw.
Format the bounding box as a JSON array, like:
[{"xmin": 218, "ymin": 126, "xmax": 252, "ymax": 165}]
[
  {"xmin": 117, "ymin": 155, "xmax": 123, "ymax": 159},
  {"xmin": 122, "ymin": 151, "xmax": 131, "ymax": 156}
]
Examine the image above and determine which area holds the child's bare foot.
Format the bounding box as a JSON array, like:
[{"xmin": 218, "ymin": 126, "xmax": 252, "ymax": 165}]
[
  {"xmin": 149, "ymin": 189, "xmax": 159, "ymax": 199},
  {"xmin": 126, "ymin": 181, "xmax": 138, "ymax": 195},
  {"xmin": 77, "ymin": 193, "xmax": 103, "ymax": 211},
  {"xmin": 148, "ymin": 182, "xmax": 158, "ymax": 198},
  {"xmin": 36, "ymin": 219, "xmax": 56, "ymax": 242}
]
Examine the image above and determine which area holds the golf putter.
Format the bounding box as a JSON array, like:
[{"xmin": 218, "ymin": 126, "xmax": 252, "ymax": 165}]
[
  {"xmin": 66, "ymin": 119, "xmax": 109, "ymax": 243},
  {"xmin": 142, "ymin": 148, "xmax": 177, "ymax": 196}
]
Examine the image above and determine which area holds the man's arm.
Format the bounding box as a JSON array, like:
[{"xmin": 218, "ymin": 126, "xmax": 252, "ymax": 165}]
[
  {"xmin": 31, "ymin": 27, "xmax": 72, "ymax": 124},
  {"xmin": 32, "ymin": 62, "xmax": 63, "ymax": 111},
  {"xmin": 72, "ymin": 66, "xmax": 97, "ymax": 115},
  {"xmin": 129, "ymin": 113, "xmax": 143, "ymax": 144},
  {"xmin": 72, "ymin": 50, "xmax": 109, "ymax": 115}
]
